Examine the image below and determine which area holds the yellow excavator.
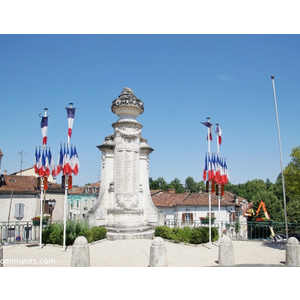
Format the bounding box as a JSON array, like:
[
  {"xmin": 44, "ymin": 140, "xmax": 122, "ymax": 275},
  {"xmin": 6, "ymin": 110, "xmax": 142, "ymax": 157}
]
[{"xmin": 243, "ymin": 200, "xmax": 275, "ymax": 239}]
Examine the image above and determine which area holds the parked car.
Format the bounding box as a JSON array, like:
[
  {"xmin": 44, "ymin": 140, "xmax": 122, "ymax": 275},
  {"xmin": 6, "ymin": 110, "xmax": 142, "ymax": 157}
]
[{"xmin": 274, "ymin": 234, "xmax": 287, "ymax": 243}]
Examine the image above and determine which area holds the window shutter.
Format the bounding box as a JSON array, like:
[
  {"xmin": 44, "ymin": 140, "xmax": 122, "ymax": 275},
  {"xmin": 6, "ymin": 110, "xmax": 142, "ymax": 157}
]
[
  {"xmin": 15, "ymin": 203, "xmax": 25, "ymax": 220},
  {"xmin": 182, "ymin": 213, "xmax": 185, "ymax": 221},
  {"xmin": 191, "ymin": 213, "xmax": 193, "ymax": 222}
]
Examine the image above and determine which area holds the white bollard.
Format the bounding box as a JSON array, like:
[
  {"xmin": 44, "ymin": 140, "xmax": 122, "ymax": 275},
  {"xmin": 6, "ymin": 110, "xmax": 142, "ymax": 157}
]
[
  {"xmin": 149, "ymin": 237, "xmax": 167, "ymax": 267},
  {"xmin": 0, "ymin": 247, "xmax": 3, "ymax": 267},
  {"xmin": 218, "ymin": 236, "xmax": 235, "ymax": 266},
  {"xmin": 285, "ymin": 237, "xmax": 300, "ymax": 266},
  {"xmin": 71, "ymin": 236, "xmax": 90, "ymax": 267}
]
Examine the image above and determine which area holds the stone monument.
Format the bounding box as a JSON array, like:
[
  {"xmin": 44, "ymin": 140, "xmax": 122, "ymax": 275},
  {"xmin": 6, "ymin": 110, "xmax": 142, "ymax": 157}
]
[{"xmin": 88, "ymin": 88, "xmax": 162, "ymax": 239}]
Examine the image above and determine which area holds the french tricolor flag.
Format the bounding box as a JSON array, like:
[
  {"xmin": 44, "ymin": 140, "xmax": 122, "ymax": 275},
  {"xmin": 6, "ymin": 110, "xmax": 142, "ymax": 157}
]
[
  {"xmin": 215, "ymin": 124, "xmax": 222, "ymax": 145},
  {"xmin": 201, "ymin": 121, "xmax": 213, "ymax": 141},
  {"xmin": 66, "ymin": 107, "xmax": 76, "ymax": 138},
  {"xmin": 203, "ymin": 153, "xmax": 207, "ymax": 181},
  {"xmin": 41, "ymin": 116, "xmax": 48, "ymax": 145}
]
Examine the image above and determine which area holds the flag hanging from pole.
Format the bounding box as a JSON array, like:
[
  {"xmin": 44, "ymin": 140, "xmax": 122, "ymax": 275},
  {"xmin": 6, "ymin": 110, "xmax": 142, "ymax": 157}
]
[
  {"xmin": 66, "ymin": 107, "xmax": 76, "ymax": 138},
  {"xmin": 56, "ymin": 145, "xmax": 64, "ymax": 176},
  {"xmin": 224, "ymin": 159, "xmax": 230, "ymax": 184},
  {"xmin": 48, "ymin": 148, "xmax": 56, "ymax": 176},
  {"xmin": 70, "ymin": 146, "xmax": 80, "ymax": 175},
  {"xmin": 63, "ymin": 145, "xmax": 71, "ymax": 175},
  {"xmin": 215, "ymin": 124, "xmax": 222, "ymax": 145},
  {"xmin": 201, "ymin": 122, "xmax": 213, "ymax": 141},
  {"xmin": 208, "ymin": 154, "xmax": 214, "ymax": 181},
  {"xmin": 203, "ymin": 153, "xmax": 208, "ymax": 181},
  {"xmin": 215, "ymin": 155, "xmax": 221, "ymax": 184},
  {"xmin": 41, "ymin": 116, "xmax": 48, "ymax": 145},
  {"xmin": 34, "ymin": 147, "xmax": 39, "ymax": 174}
]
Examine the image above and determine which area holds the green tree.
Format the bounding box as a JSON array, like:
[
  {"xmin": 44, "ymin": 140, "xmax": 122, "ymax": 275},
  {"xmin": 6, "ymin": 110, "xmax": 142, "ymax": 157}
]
[
  {"xmin": 284, "ymin": 146, "xmax": 300, "ymax": 200},
  {"xmin": 185, "ymin": 177, "xmax": 199, "ymax": 193},
  {"xmin": 169, "ymin": 178, "xmax": 184, "ymax": 193},
  {"xmin": 149, "ymin": 177, "xmax": 169, "ymax": 191},
  {"xmin": 252, "ymin": 191, "xmax": 284, "ymax": 222},
  {"xmin": 287, "ymin": 200, "xmax": 300, "ymax": 223}
]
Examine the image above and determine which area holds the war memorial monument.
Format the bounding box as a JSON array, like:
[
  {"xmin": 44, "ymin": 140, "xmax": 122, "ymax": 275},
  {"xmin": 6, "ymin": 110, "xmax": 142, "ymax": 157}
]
[{"xmin": 88, "ymin": 88, "xmax": 163, "ymax": 239}]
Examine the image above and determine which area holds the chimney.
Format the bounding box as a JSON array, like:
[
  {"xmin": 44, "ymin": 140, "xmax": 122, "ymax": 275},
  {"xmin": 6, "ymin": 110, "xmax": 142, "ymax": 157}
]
[{"xmin": 168, "ymin": 189, "xmax": 175, "ymax": 194}]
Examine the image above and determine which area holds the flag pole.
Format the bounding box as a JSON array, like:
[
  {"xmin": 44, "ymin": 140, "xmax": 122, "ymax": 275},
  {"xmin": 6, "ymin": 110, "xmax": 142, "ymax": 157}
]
[
  {"xmin": 62, "ymin": 102, "xmax": 74, "ymax": 252},
  {"xmin": 39, "ymin": 108, "xmax": 48, "ymax": 249},
  {"xmin": 271, "ymin": 75, "xmax": 288, "ymax": 239},
  {"xmin": 216, "ymin": 124, "xmax": 221, "ymax": 244},
  {"xmin": 207, "ymin": 117, "xmax": 212, "ymax": 250}
]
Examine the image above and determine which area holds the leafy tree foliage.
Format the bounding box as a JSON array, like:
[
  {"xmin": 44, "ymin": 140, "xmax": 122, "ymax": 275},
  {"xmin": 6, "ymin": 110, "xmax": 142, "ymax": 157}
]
[
  {"xmin": 284, "ymin": 146, "xmax": 300, "ymax": 200},
  {"xmin": 169, "ymin": 178, "xmax": 184, "ymax": 193},
  {"xmin": 287, "ymin": 200, "xmax": 300, "ymax": 223},
  {"xmin": 252, "ymin": 191, "xmax": 284, "ymax": 222},
  {"xmin": 185, "ymin": 176, "xmax": 199, "ymax": 193}
]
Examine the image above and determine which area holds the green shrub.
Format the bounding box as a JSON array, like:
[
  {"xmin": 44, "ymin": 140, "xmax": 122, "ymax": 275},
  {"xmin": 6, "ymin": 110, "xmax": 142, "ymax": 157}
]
[
  {"xmin": 190, "ymin": 227, "xmax": 219, "ymax": 244},
  {"xmin": 154, "ymin": 226, "xmax": 172, "ymax": 239},
  {"xmin": 42, "ymin": 221, "xmax": 106, "ymax": 245},
  {"xmin": 84, "ymin": 226, "xmax": 107, "ymax": 243},
  {"xmin": 171, "ymin": 226, "xmax": 192, "ymax": 243}
]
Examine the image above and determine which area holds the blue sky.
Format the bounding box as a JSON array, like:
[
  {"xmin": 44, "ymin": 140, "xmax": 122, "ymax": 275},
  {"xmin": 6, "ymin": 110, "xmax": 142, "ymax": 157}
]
[{"xmin": 0, "ymin": 34, "xmax": 300, "ymax": 187}]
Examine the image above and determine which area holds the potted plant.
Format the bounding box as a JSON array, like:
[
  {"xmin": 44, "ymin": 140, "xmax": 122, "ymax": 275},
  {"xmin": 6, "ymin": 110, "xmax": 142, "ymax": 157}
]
[
  {"xmin": 200, "ymin": 216, "xmax": 215, "ymax": 225},
  {"xmin": 31, "ymin": 215, "xmax": 49, "ymax": 226}
]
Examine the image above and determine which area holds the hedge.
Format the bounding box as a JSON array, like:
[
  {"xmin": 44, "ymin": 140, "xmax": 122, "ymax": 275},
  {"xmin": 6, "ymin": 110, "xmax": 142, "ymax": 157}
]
[
  {"xmin": 154, "ymin": 226, "xmax": 219, "ymax": 244},
  {"xmin": 42, "ymin": 220, "xmax": 107, "ymax": 245}
]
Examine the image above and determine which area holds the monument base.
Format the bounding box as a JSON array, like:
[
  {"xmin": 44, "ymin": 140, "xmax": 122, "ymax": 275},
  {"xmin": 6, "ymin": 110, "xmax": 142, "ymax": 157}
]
[{"xmin": 106, "ymin": 226, "xmax": 154, "ymax": 240}]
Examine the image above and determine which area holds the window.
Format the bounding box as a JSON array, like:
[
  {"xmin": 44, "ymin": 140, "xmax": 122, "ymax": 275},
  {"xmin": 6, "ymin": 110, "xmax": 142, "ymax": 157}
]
[
  {"xmin": 182, "ymin": 213, "xmax": 193, "ymax": 223},
  {"xmin": 14, "ymin": 203, "xmax": 25, "ymax": 221}
]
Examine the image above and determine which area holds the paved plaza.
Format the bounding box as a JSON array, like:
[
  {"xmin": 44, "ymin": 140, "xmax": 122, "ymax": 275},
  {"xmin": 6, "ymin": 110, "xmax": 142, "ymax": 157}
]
[{"xmin": 1, "ymin": 238, "xmax": 290, "ymax": 267}]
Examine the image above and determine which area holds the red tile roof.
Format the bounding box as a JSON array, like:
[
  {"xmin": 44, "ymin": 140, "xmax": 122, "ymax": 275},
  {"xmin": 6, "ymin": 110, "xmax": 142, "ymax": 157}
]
[
  {"xmin": 0, "ymin": 175, "xmax": 63, "ymax": 194},
  {"xmin": 151, "ymin": 190, "xmax": 247, "ymax": 208},
  {"xmin": 0, "ymin": 175, "xmax": 38, "ymax": 193}
]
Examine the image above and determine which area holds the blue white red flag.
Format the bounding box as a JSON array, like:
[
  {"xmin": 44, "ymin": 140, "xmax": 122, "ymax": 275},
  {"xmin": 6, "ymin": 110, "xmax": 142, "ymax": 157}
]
[
  {"xmin": 48, "ymin": 148, "xmax": 56, "ymax": 176},
  {"xmin": 201, "ymin": 121, "xmax": 213, "ymax": 141},
  {"xmin": 224, "ymin": 160, "xmax": 229, "ymax": 184},
  {"xmin": 221, "ymin": 158, "xmax": 228, "ymax": 185},
  {"xmin": 215, "ymin": 124, "xmax": 222, "ymax": 145},
  {"xmin": 66, "ymin": 108, "xmax": 76, "ymax": 138},
  {"xmin": 63, "ymin": 145, "xmax": 71, "ymax": 175},
  {"xmin": 208, "ymin": 154, "xmax": 214, "ymax": 181},
  {"xmin": 203, "ymin": 153, "xmax": 207, "ymax": 181},
  {"xmin": 56, "ymin": 145, "xmax": 64, "ymax": 176},
  {"xmin": 41, "ymin": 116, "xmax": 48, "ymax": 146},
  {"xmin": 44, "ymin": 148, "xmax": 50, "ymax": 177},
  {"xmin": 215, "ymin": 156, "xmax": 221, "ymax": 184},
  {"xmin": 70, "ymin": 146, "xmax": 75, "ymax": 173},
  {"xmin": 37, "ymin": 148, "xmax": 42, "ymax": 175},
  {"xmin": 34, "ymin": 147, "xmax": 39, "ymax": 174},
  {"xmin": 212, "ymin": 154, "xmax": 217, "ymax": 182},
  {"xmin": 72, "ymin": 146, "xmax": 80, "ymax": 175}
]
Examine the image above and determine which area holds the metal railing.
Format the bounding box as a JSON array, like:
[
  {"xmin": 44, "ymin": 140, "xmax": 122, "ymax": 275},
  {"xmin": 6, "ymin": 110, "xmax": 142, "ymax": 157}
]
[
  {"xmin": 164, "ymin": 219, "xmax": 299, "ymax": 240},
  {"xmin": 0, "ymin": 221, "xmax": 43, "ymax": 245}
]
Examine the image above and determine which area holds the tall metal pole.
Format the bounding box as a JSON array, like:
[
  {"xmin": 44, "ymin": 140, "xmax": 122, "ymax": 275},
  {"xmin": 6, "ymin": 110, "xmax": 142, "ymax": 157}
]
[
  {"xmin": 207, "ymin": 117, "xmax": 212, "ymax": 249},
  {"xmin": 271, "ymin": 75, "xmax": 288, "ymax": 239},
  {"xmin": 62, "ymin": 174, "xmax": 68, "ymax": 252},
  {"xmin": 62, "ymin": 103, "xmax": 73, "ymax": 252},
  {"xmin": 40, "ymin": 108, "xmax": 48, "ymax": 249},
  {"xmin": 216, "ymin": 124, "xmax": 221, "ymax": 244}
]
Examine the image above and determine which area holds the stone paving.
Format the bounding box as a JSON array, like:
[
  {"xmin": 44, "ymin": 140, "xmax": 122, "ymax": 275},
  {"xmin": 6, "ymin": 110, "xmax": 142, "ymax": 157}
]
[{"xmin": 1, "ymin": 238, "xmax": 292, "ymax": 267}]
